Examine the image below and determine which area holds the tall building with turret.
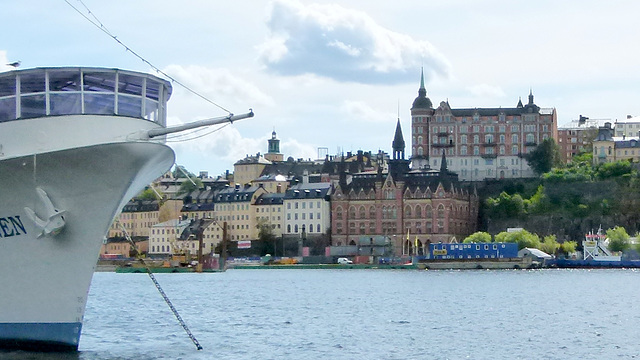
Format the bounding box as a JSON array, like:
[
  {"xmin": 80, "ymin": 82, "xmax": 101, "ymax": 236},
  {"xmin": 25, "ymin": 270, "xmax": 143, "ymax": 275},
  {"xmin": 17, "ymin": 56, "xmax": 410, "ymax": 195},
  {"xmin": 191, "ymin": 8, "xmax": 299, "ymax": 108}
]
[
  {"xmin": 410, "ymin": 69, "xmax": 558, "ymax": 181},
  {"xmin": 331, "ymin": 119, "xmax": 478, "ymax": 256}
]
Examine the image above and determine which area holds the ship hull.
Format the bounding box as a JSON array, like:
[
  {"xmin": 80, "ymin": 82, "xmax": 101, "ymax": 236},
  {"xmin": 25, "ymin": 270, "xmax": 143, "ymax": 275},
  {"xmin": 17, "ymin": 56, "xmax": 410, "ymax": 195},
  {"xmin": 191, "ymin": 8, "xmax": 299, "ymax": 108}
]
[{"xmin": 0, "ymin": 141, "xmax": 174, "ymax": 350}]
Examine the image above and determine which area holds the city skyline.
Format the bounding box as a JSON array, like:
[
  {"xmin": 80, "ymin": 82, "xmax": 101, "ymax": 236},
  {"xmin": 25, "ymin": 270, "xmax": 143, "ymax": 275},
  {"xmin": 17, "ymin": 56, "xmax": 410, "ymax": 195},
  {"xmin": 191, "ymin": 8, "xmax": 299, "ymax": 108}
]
[{"xmin": 2, "ymin": 0, "xmax": 639, "ymax": 176}]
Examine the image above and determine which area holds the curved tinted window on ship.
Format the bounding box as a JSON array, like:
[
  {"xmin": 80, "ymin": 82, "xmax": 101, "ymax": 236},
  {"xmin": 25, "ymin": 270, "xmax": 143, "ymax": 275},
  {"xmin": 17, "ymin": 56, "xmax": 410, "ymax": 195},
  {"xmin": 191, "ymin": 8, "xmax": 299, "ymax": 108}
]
[{"xmin": 0, "ymin": 67, "xmax": 171, "ymax": 125}]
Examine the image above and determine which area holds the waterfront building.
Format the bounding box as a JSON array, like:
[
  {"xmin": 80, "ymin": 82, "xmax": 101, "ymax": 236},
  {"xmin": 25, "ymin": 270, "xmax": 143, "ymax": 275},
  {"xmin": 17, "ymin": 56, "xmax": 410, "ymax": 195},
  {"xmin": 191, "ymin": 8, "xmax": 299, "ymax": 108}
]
[
  {"xmin": 108, "ymin": 199, "xmax": 160, "ymax": 238},
  {"xmin": 148, "ymin": 218, "xmax": 191, "ymax": 255},
  {"xmin": 331, "ymin": 119, "xmax": 478, "ymax": 256},
  {"xmin": 410, "ymin": 69, "xmax": 558, "ymax": 181},
  {"xmin": 99, "ymin": 238, "xmax": 147, "ymax": 258},
  {"xmin": 176, "ymin": 218, "xmax": 221, "ymax": 256},
  {"xmin": 593, "ymin": 122, "xmax": 640, "ymax": 165},
  {"xmin": 283, "ymin": 181, "xmax": 332, "ymax": 238},
  {"xmin": 212, "ymin": 185, "xmax": 267, "ymax": 241},
  {"xmin": 255, "ymin": 192, "xmax": 285, "ymax": 238}
]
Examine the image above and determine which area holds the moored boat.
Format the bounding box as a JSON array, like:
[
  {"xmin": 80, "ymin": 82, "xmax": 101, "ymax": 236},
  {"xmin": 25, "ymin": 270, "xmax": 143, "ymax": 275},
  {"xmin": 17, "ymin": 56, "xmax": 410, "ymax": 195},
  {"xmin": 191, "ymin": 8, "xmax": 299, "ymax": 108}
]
[{"xmin": 0, "ymin": 67, "xmax": 251, "ymax": 350}]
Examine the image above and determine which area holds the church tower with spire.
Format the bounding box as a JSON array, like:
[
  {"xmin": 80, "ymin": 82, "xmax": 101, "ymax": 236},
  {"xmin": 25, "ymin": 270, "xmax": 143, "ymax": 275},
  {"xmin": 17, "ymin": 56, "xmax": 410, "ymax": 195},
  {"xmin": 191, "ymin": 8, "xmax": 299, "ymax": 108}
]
[
  {"xmin": 410, "ymin": 68, "xmax": 435, "ymax": 170},
  {"xmin": 389, "ymin": 118, "xmax": 410, "ymax": 180},
  {"xmin": 264, "ymin": 129, "xmax": 283, "ymax": 162}
]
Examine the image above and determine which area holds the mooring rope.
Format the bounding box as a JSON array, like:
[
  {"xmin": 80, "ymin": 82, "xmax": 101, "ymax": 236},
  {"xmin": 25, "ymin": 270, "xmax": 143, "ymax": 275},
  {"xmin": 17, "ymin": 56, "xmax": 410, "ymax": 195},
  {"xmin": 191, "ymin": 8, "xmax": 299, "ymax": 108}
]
[{"xmin": 117, "ymin": 221, "xmax": 203, "ymax": 350}]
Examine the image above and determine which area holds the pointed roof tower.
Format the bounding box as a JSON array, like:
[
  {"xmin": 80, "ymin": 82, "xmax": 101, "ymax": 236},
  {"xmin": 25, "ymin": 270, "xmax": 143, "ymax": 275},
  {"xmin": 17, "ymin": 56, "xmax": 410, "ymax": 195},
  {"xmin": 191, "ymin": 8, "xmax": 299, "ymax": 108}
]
[
  {"xmin": 411, "ymin": 67, "xmax": 433, "ymax": 110},
  {"xmin": 528, "ymin": 88, "xmax": 534, "ymax": 105},
  {"xmin": 439, "ymin": 150, "xmax": 448, "ymax": 173},
  {"xmin": 517, "ymin": 96, "xmax": 523, "ymax": 108},
  {"xmin": 392, "ymin": 118, "xmax": 405, "ymax": 160}
]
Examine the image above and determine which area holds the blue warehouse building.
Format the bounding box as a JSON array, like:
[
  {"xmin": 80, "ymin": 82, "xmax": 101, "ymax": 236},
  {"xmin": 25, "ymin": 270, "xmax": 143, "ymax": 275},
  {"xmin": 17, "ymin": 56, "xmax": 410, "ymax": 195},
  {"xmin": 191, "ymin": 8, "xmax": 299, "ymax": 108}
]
[{"xmin": 429, "ymin": 242, "xmax": 518, "ymax": 260}]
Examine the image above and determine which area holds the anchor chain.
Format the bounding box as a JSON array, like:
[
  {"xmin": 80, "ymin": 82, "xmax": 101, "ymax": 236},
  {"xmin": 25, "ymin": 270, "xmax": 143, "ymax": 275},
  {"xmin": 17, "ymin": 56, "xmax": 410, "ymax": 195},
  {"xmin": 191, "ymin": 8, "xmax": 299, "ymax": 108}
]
[{"xmin": 117, "ymin": 221, "xmax": 203, "ymax": 350}]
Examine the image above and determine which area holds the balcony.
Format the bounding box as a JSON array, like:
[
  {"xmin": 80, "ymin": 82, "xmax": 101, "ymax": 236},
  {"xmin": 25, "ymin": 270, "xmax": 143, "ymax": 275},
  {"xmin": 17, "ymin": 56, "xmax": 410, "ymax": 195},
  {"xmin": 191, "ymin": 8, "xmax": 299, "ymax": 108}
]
[
  {"xmin": 525, "ymin": 141, "xmax": 538, "ymax": 146},
  {"xmin": 481, "ymin": 153, "xmax": 497, "ymax": 159},
  {"xmin": 481, "ymin": 142, "xmax": 497, "ymax": 147},
  {"xmin": 436, "ymin": 132, "xmax": 450, "ymax": 137},
  {"xmin": 432, "ymin": 141, "xmax": 455, "ymax": 148}
]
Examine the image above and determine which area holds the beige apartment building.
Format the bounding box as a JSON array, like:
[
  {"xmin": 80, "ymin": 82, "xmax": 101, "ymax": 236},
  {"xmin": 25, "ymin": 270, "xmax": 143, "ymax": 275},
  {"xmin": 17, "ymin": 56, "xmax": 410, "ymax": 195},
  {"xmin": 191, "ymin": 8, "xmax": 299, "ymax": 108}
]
[
  {"xmin": 108, "ymin": 200, "xmax": 160, "ymax": 238},
  {"xmin": 255, "ymin": 193, "xmax": 285, "ymax": 237}
]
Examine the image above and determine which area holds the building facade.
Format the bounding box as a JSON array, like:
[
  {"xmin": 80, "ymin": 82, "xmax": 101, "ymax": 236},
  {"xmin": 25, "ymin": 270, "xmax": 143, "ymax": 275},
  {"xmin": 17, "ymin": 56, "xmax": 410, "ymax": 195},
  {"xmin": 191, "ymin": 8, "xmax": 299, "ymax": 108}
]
[
  {"xmin": 255, "ymin": 193, "xmax": 285, "ymax": 237},
  {"xmin": 614, "ymin": 115, "xmax": 640, "ymax": 138},
  {"xmin": 108, "ymin": 199, "xmax": 160, "ymax": 238},
  {"xmin": 557, "ymin": 115, "xmax": 608, "ymax": 163},
  {"xmin": 593, "ymin": 122, "xmax": 640, "ymax": 165},
  {"xmin": 148, "ymin": 218, "xmax": 191, "ymax": 255},
  {"xmin": 331, "ymin": 120, "xmax": 479, "ymax": 256},
  {"xmin": 283, "ymin": 182, "xmax": 332, "ymax": 237},
  {"xmin": 410, "ymin": 69, "xmax": 558, "ymax": 181}
]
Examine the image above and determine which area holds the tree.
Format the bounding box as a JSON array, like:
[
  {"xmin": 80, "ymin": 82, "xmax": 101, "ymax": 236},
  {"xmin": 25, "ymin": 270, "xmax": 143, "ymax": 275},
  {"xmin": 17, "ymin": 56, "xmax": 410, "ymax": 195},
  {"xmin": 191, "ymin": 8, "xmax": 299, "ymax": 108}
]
[
  {"xmin": 463, "ymin": 231, "xmax": 492, "ymax": 243},
  {"xmin": 539, "ymin": 235, "xmax": 560, "ymax": 255},
  {"xmin": 525, "ymin": 185, "xmax": 550, "ymax": 214},
  {"xmin": 524, "ymin": 138, "xmax": 561, "ymax": 175},
  {"xmin": 138, "ymin": 187, "xmax": 162, "ymax": 201},
  {"xmin": 606, "ymin": 226, "xmax": 630, "ymax": 252},
  {"xmin": 177, "ymin": 178, "xmax": 203, "ymax": 195},
  {"xmin": 595, "ymin": 160, "xmax": 633, "ymax": 180},
  {"xmin": 486, "ymin": 192, "xmax": 525, "ymax": 217},
  {"xmin": 495, "ymin": 229, "xmax": 541, "ymax": 250},
  {"xmin": 558, "ymin": 241, "xmax": 577, "ymax": 256}
]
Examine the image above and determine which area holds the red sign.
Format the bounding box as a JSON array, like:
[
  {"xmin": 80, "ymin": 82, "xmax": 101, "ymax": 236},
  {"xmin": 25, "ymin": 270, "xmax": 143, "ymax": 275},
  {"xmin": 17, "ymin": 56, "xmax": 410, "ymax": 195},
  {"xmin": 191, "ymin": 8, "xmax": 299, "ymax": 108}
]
[{"xmin": 237, "ymin": 240, "xmax": 251, "ymax": 249}]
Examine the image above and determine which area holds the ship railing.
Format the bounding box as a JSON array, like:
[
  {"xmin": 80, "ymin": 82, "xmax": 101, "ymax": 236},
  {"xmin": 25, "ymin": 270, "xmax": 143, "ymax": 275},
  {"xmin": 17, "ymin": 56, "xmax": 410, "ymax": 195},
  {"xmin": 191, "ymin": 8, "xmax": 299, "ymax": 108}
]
[{"xmin": 0, "ymin": 67, "xmax": 171, "ymax": 125}]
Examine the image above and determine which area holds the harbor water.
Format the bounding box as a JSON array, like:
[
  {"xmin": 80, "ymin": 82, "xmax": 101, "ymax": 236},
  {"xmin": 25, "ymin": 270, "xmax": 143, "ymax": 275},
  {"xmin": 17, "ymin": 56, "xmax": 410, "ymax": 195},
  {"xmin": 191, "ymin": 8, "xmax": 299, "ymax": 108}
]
[{"xmin": 2, "ymin": 268, "xmax": 640, "ymax": 360}]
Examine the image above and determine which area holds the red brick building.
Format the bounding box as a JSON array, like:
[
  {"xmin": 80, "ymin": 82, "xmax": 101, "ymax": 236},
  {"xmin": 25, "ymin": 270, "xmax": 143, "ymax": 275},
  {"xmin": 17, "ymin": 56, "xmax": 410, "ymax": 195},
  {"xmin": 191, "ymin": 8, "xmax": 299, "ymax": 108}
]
[{"xmin": 330, "ymin": 120, "xmax": 479, "ymax": 256}]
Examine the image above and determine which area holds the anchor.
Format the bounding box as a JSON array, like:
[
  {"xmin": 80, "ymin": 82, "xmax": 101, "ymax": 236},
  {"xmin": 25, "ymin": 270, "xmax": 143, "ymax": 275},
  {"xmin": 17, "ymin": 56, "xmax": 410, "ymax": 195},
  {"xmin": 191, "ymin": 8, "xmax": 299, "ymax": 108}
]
[{"xmin": 24, "ymin": 187, "xmax": 67, "ymax": 238}]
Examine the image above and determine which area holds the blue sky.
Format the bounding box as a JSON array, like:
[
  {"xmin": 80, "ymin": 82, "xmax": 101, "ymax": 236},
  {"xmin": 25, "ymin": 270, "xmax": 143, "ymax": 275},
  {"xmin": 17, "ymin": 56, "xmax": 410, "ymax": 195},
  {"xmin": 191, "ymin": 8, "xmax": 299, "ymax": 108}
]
[{"xmin": 2, "ymin": 0, "xmax": 640, "ymax": 176}]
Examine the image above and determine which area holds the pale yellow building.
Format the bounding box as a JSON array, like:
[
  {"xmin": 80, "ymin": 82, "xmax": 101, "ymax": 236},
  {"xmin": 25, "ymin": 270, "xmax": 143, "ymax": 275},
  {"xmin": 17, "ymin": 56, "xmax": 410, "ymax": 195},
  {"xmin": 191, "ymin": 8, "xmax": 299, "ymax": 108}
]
[
  {"xmin": 593, "ymin": 122, "xmax": 640, "ymax": 165},
  {"xmin": 108, "ymin": 200, "xmax": 160, "ymax": 238},
  {"xmin": 254, "ymin": 193, "xmax": 285, "ymax": 237},
  {"xmin": 233, "ymin": 154, "xmax": 272, "ymax": 186},
  {"xmin": 148, "ymin": 218, "xmax": 191, "ymax": 255},
  {"xmin": 213, "ymin": 185, "xmax": 267, "ymax": 241}
]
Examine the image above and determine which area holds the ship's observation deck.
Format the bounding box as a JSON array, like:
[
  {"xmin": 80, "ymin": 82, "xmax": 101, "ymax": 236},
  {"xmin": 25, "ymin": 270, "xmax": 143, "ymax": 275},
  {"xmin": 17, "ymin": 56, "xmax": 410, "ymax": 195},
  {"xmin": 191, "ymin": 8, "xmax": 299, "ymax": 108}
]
[{"xmin": 0, "ymin": 67, "xmax": 172, "ymax": 125}]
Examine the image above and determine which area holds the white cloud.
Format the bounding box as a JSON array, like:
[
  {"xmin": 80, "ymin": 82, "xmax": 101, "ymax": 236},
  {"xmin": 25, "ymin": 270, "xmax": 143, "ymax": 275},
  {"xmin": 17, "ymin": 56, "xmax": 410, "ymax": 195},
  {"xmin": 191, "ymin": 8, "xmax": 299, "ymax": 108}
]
[
  {"xmin": 340, "ymin": 100, "xmax": 395, "ymax": 123},
  {"xmin": 466, "ymin": 84, "xmax": 506, "ymax": 99},
  {"xmin": 162, "ymin": 64, "xmax": 275, "ymax": 112},
  {"xmin": 171, "ymin": 125, "xmax": 264, "ymax": 165},
  {"xmin": 280, "ymin": 138, "xmax": 318, "ymax": 161},
  {"xmin": 257, "ymin": 0, "xmax": 451, "ymax": 84}
]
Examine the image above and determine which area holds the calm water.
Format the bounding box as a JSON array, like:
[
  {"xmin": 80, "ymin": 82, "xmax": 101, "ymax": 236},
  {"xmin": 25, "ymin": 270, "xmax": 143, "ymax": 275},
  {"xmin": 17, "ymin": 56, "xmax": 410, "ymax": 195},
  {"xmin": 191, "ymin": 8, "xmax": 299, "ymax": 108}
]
[{"xmin": 2, "ymin": 268, "xmax": 640, "ymax": 360}]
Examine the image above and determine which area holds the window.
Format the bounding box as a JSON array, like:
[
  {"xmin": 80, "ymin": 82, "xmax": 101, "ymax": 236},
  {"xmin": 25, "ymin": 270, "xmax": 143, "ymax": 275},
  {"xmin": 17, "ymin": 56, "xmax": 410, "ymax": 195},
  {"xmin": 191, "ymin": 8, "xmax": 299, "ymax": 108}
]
[
  {"xmin": 526, "ymin": 134, "xmax": 535, "ymax": 143},
  {"xmin": 461, "ymin": 135, "xmax": 467, "ymax": 144}
]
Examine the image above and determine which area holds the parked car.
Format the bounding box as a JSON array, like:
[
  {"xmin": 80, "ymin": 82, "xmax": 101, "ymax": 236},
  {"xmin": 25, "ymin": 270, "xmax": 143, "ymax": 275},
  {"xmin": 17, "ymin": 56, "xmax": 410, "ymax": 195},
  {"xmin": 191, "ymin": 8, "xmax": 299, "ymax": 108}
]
[{"xmin": 337, "ymin": 257, "xmax": 353, "ymax": 265}]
